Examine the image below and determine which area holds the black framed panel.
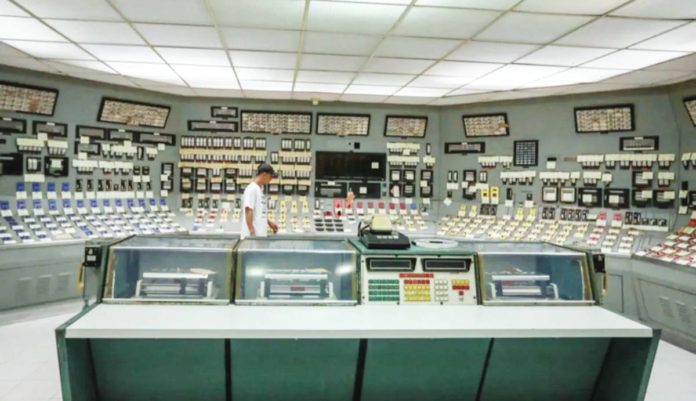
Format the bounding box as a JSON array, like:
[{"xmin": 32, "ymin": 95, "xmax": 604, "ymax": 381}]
[
  {"xmin": 98, "ymin": 97, "xmax": 170, "ymax": 128},
  {"xmin": 0, "ymin": 81, "xmax": 59, "ymax": 116},
  {"xmin": 32, "ymin": 121, "xmax": 67, "ymax": 137},
  {"xmin": 107, "ymin": 129, "xmax": 135, "ymax": 142},
  {"xmin": 74, "ymin": 142, "xmax": 101, "ymax": 155},
  {"xmin": 211, "ymin": 106, "xmax": 239, "ymax": 119},
  {"xmin": 684, "ymin": 96, "xmax": 696, "ymax": 126},
  {"xmin": 0, "ymin": 117, "xmax": 26, "ymax": 134},
  {"xmin": 137, "ymin": 132, "xmax": 176, "ymax": 146},
  {"xmin": 241, "ymin": 110, "xmax": 312, "ymax": 135},
  {"xmin": 76, "ymin": 125, "xmax": 108, "ymax": 141},
  {"xmin": 574, "ymin": 104, "xmax": 634, "ymax": 133},
  {"xmin": 316, "ymin": 113, "xmax": 370, "ymax": 136},
  {"xmin": 620, "ymin": 136, "xmax": 659, "ymax": 151},
  {"xmin": 444, "ymin": 141, "xmax": 486, "ymax": 154},
  {"xmin": 578, "ymin": 187, "xmax": 602, "ymax": 208},
  {"xmin": 384, "ymin": 115, "xmax": 427, "ymax": 138},
  {"xmin": 513, "ymin": 140, "xmax": 539, "ymax": 167},
  {"xmin": 462, "ymin": 113, "xmax": 509, "ymax": 137},
  {"xmin": 188, "ymin": 120, "xmax": 239, "ymax": 132}
]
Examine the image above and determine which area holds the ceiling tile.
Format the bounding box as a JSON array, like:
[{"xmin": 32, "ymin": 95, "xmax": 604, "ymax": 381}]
[
  {"xmin": 135, "ymin": 24, "xmax": 221, "ymax": 48},
  {"xmin": 645, "ymin": 53, "xmax": 696, "ymax": 72},
  {"xmin": 0, "ymin": 16, "xmax": 66, "ymax": 42},
  {"xmin": 241, "ymin": 81, "xmax": 293, "ymax": 91},
  {"xmin": 344, "ymin": 85, "xmax": 400, "ymax": 95},
  {"xmin": 0, "ymin": 56, "xmax": 58, "ymax": 72},
  {"xmin": 374, "ymin": 37, "xmax": 460, "ymax": 59},
  {"xmin": 601, "ymin": 69, "xmax": 691, "ymax": 85},
  {"xmin": 304, "ymin": 32, "xmax": 381, "ymax": 56},
  {"xmin": 426, "ymin": 61, "xmax": 502, "ymax": 77},
  {"xmin": 48, "ymin": 59, "xmax": 115, "ymax": 74},
  {"xmin": 396, "ymin": 87, "xmax": 452, "ymax": 97},
  {"xmin": 81, "ymin": 44, "xmax": 162, "ymax": 62},
  {"xmin": 171, "ymin": 65, "xmax": 236, "ymax": 80},
  {"xmin": 15, "ymin": 0, "xmax": 121, "ymax": 20},
  {"xmin": 139, "ymin": 85, "xmax": 198, "ymax": 96},
  {"xmin": 82, "ymin": 73, "xmax": 137, "ymax": 86},
  {"xmin": 296, "ymin": 70, "xmax": 354, "ymax": 84},
  {"xmin": 110, "ymin": 0, "xmax": 212, "ymax": 25},
  {"xmin": 223, "ymin": 28, "xmax": 300, "ymax": 52},
  {"xmin": 514, "ymin": 0, "xmax": 629, "ymax": 15},
  {"xmin": 291, "ymin": 91, "xmax": 342, "ymax": 102},
  {"xmin": 45, "ymin": 20, "xmax": 144, "ymax": 45},
  {"xmin": 106, "ymin": 61, "xmax": 183, "ymax": 85},
  {"xmin": 583, "ymin": 49, "xmax": 687, "ymax": 70},
  {"xmin": 331, "ymin": 0, "xmax": 410, "ymax": 3},
  {"xmin": 208, "ymin": 0, "xmax": 304, "ymax": 30},
  {"xmin": 293, "ymin": 82, "xmax": 347, "ymax": 93},
  {"xmin": 236, "ymin": 68, "xmax": 295, "ymax": 81},
  {"xmin": 447, "ymin": 88, "xmax": 488, "ymax": 96},
  {"xmin": 466, "ymin": 64, "xmax": 566, "ymax": 90},
  {"xmin": 523, "ymin": 67, "xmax": 628, "ymax": 88},
  {"xmin": 431, "ymin": 93, "xmax": 493, "ymax": 106},
  {"xmin": 415, "ymin": 0, "xmax": 518, "ymax": 10},
  {"xmin": 308, "ymin": 2, "xmax": 405, "ymax": 35},
  {"xmin": 611, "ymin": 0, "xmax": 696, "ymax": 19},
  {"xmin": 517, "ymin": 45, "xmax": 615, "ymax": 67},
  {"xmin": 476, "ymin": 12, "xmax": 592, "ymax": 44},
  {"xmin": 0, "ymin": 0, "xmax": 28, "ymax": 16},
  {"xmin": 185, "ymin": 77, "xmax": 240, "ymax": 90},
  {"xmin": 385, "ymin": 96, "xmax": 437, "ymax": 105},
  {"xmin": 556, "ymin": 17, "xmax": 684, "ymax": 48},
  {"xmin": 193, "ymin": 88, "xmax": 245, "ymax": 97},
  {"xmin": 4, "ymin": 40, "xmax": 94, "ymax": 59},
  {"xmin": 632, "ymin": 22, "xmax": 696, "ymax": 52},
  {"xmin": 410, "ymin": 75, "xmax": 474, "ymax": 88},
  {"xmin": 394, "ymin": 7, "xmax": 499, "ymax": 39},
  {"xmin": 363, "ymin": 57, "xmax": 434, "ymax": 74},
  {"xmin": 447, "ymin": 41, "xmax": 538, "ymax": 63},
  {"xmin": 339, "ymin": 93, "xmax": 389, "ymax": 103},
  {"xmin": 158, "ymin": 47, "xmax": 230, "ymax": 66},
  {"xmin": 353, "ymin": 73, "xmax": 415, "ymax": 86},
  {"xmin": 0, "ymin": 42, "xmax": 30, "ymax": 57},
  {"xmin": 300, "ymin": 54, "xmax": 366, "ymax": 71},
  {"xmin": 229, "ymin": 51, "xmax": 295, "ymax": 69},
  {"xmin": 244, "ymin": 89, "xmax": 293, "ymax": 99}
]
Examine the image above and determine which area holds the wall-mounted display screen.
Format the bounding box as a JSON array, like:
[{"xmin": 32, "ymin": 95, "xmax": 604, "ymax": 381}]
[
  {"xmin": 684, "ymin": 97, "xmax": 696, "ymax": 126},
  {"xmin": 241, "ymin": 111, "xmax": 312, "ymax": 134},
  {"xmin": 462, "ymin": 113, "xmax": 509, "ymax": 137},
  {"xmin": 0, "ymin": 117, "xmax": 26, "ymax": 134},
  {"xmin": 211, "ymin": 106, "xmax": 238, "ymax": 119},
  {"xmin": 445, "ymin": 141, "xmax": 485, "ymax": 154},
  {"xmin": 98, "ymin": 97, "xmax": 170, "ymax": 128},
  {"xmin": 384, "ymin": 115, "xmax": 427, "ymax": 138},
  {"xmin": 188, "ymin": 120, "xmax": 238, "ymax": 132},
  {"xmin": 32, "ymin": 121, "xmax": 67, "ymax": 138},
  {"xmin": 316, "ymin": 113, "xmax": 370, "ymax": 136},
  {"xmin": 315, "ymin": 151, "xmax": 386, "ymax": 181},
  {"xmin": 0, "ymin": 81, "xmax": 58, "ymax": 116},
  {"xmin": 574, "ymin": 104, "xmax": 634, "ymax": 133},
  {"xmin": 76, "ymin": 125, "xmax": 107, "ymax": 140},
  {"xmin": 620, "ymin": 136, "xmax": 658, "ymax": 151}
]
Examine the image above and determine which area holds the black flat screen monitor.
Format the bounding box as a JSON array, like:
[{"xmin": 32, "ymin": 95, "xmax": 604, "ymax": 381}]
[{"xmin": 316, "ymin": 151, "xmax": 386, "ymax": 181}]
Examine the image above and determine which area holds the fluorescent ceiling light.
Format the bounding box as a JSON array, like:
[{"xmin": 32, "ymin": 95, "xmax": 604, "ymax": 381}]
[
  {"xmin": 45, "ymin": 20, "xmax": 144, "ymax": 45},
  {"xmin": 308, "ymin": 2, "xmax": 405, "ymax": 35},
  {"xmin": 110, "ymin": 0, "xmax": 212, "ymax": 25},
  {"xmin": 416, "ymin": 0, "xmax": 518, "ymax": 10},
  {"xmin": 296, "ymin": 70, "xmax": 354, "ymax": 84},
  {"xmin": 447, "ymin": 41, "xmax": 538, "ymax": 63},
  {"xmin": 4, "ymin": 40, "xmax": 94, "ymax": 60},
  {"xmin": 514, "ymin": 0, "xmax": 629, "ymax": 15},
  {"xmin": 410, "ymin": 75, "xmax": 474, "ymax": 88},
  {"xmin": 611, "ymin": 0, "xmax": 696, "ymax": 19},
  {"xmin": 517, "ymin": 46, "xmax": 615, "ymax": 67},
  {"xmin": 208, "ymin": 0, "xmax": 305, "ymax": 30},
  {"xmin": 477, "ymin": 12, "xmax": 591, "ymax": 44},
  {"xmin": 375, "ymin": 37, "xmax": 460, "ymax": 59},
  {"xmin": 135, "ymin": 24, "xmax": 221, "ymax": 48},
  {"xmin": 344, "ymin": 85, "xmax": 400, "ymax": 95},
  {"xmin": 524, "ymin": 67, "xmax": 628, "ymax": 88},
  {"xmin": 396, "ymin": 87, "xmax": 451, "ymax": 97},
  {"xmin": 171, "ymin": 65, "xmax": 236, "ymax": 80},
  {"xmin": 293, "ymin": 82, "xmax": 347, "ymax": 93},
  {"xmin": 81, "ymin": 44, "xmax": 162, "ymax": 63},
  {"xmin": 632, "ymin": 22, "xmax": 696, "ymax": 52},
  {"xmin": 50, "ymin": 59, "xmax": 115, "ymax": 74},
  {"xmin": 106, "ymin": 61, "xmax": 183, "ymax": 85},
  {"xmin": 353, "ymin": 73, "xmax": 415, "ymax": 86},
  {"xmin": 426, "ymin": 61, "xmax": 502, "ymax": 77},
  {"xmin": 229, "ymin": 51, "xmax": 295, "ymax": 69},
  {"xmin": 304, "ymin": 32, "xmax": 381, "ymax": 56},
  {"xmin": 393, "ymin": 7, "xmax": 499, "ymax": 39},
  {"xmin": 467, "ymin": 64, "xmax": 566, "ymax": 90},
  {"xmin": 224, "ymin": 28, "xmax": 300, "ymax": 52},
  {"xmin": 583, "ymin": 49, "xmax": 687, "ymax": 70},
  {"xmin": 235, "ymin": 68, "xmax": 294, "ymax": 81},
  {"xmin": 240, "ymin": 81, "xmax": 293, "ymax": 91},
  {"xmin": 185, "ymin": 78, "xmax": 239, "ymax": 90},
  {"xmin": 15, "ymin": 0, "xmax": 121, "ymax": 20},
  {"xmin": 363, "ymin": 57, "xmax": 434, "ymax": 74},
  {"xmin": 300, "ymin": 54, "xmax": 366, "ymax": 72},
  {"xmin": 158, "ymin": 47, "xmax": 230, "ymax": 67},
  {"xmin": 556, "ymin": 17, "xmax": 683, "ymax": 48},
  {"xmin": 0, "ymin": 16, "xmax": 66, "ymax": 42}
]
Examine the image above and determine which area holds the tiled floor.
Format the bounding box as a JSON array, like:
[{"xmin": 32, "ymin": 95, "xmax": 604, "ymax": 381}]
[{"xmin": 1, "ymin": 306, "xmax": 696, "ymax": 401}]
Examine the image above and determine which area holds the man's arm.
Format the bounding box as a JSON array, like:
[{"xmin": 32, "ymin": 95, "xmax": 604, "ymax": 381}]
[
  {"xmin": 245, "ymin": 207, "xmax": 255, "ymax": 236},
  {"xmin": 268, "ymin": 218, "xmax": 278, "ymax": 233}
]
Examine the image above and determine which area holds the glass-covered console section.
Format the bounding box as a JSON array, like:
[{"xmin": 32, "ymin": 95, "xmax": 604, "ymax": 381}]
[
  {"xmin": 103, "ymin": 236, "xmax": 235, "ymax": 304},
  {"xmin": 235, "ymin": 238, "xmax": 358, "ymax": 305},
  {"xmin": 469, "ymin": 242, "xmax": 594, "ymax": 305}
]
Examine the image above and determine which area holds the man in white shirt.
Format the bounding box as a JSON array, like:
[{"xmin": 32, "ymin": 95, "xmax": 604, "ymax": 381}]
[{"xmin": 240, "ymin": 163, "xmax": 278, "ymax": 239}]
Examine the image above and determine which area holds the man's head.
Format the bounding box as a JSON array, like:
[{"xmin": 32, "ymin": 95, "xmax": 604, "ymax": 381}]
[{"xmin": 256, "ymin": 162, "xmax": 275, "ymax": 185}]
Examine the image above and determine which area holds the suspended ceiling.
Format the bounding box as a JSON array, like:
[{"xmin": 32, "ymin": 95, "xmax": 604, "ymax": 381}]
[{"xmin": 0, "ymin": 0, "xmax": 695, "ymax": 105}]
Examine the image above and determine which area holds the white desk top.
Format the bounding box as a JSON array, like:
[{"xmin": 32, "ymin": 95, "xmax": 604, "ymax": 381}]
[{"xmin": 65, "ymin": 304, "xmax": 652, "ymax": 339}]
